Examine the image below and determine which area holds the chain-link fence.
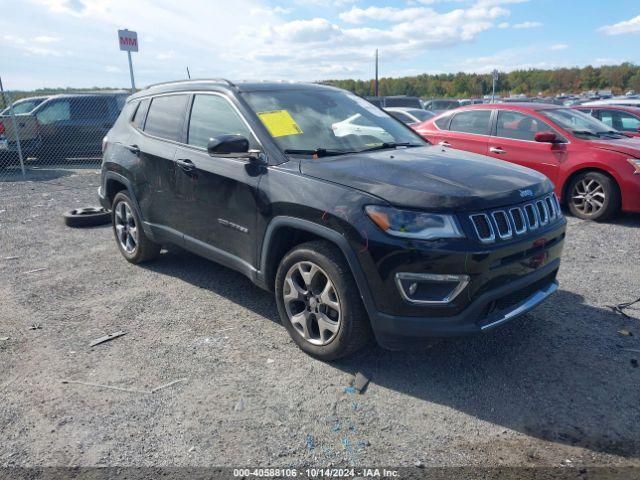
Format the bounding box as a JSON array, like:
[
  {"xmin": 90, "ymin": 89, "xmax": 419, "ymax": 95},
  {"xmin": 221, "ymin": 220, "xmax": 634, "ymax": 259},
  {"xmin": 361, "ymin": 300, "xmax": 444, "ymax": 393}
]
[{"xmin": 0, "ymin": 87, "xmax": 130, "ymax": 181}]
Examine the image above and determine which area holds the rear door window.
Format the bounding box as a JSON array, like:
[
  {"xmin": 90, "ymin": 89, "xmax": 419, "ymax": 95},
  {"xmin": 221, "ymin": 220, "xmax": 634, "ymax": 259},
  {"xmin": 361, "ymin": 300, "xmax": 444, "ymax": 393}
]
[
  {"xmin": 449, "ymin": 110, "xmax": 491, "ymax": 135},
  {"xmin": 598, "ymin": 109, "xmax": 640, "ymax": 132},
  {"xmin": 71, "ymin": 97, "xmax": 109, "ymax": 120},
  {"xmin": 144, "ymin": 94, "xmax": 189, "ymax": 142}
]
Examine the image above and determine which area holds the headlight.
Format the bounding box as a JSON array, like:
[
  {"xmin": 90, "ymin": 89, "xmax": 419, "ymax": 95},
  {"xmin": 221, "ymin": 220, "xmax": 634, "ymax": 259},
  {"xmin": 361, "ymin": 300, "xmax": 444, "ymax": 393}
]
[
  {"xmin": 365, "ymin": 205, "xmax": 464, "ymax": 240},
  {"xmin": 628, "ymin": 158, "xmax": 640, "ymax": 175}
]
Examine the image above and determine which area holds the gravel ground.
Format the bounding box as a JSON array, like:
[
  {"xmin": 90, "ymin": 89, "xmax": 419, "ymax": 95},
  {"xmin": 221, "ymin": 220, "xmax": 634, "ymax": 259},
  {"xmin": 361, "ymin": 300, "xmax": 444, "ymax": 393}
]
[{"xmin": 0, "ymin": 167, "xmax": 639, "ymax": 469}]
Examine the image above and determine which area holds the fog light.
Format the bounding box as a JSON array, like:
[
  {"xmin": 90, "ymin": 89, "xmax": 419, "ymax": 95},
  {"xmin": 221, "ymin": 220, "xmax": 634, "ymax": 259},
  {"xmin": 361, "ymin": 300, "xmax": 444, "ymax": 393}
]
[{"xmin": 395, "ymin": 272, "xmax": 470, "ymax": 305}]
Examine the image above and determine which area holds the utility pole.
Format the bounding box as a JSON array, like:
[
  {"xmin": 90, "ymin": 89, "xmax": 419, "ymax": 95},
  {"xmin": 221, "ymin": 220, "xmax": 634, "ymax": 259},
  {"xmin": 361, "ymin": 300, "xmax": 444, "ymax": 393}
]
[
  {"xmin": 374, "ymin": 49, "xmax": 379, "ymax": 97},
  {"xmin": 0, "ymin": 76, "xmax": 26, "ymax": 176}
]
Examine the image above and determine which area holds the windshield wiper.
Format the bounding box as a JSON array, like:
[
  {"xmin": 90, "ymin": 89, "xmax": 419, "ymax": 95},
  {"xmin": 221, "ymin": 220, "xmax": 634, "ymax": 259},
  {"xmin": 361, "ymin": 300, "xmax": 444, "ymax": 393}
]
[
  {"xmin": 357, "ymin": 142, "xmax": 420, "ymax": 153},
  {"xmin": 283, "ymin": 148, "xmax": 356, "ymax": 157},
  {"xmin": 571, "ymin": 130, "xmax": 600, "ymax": 137}
]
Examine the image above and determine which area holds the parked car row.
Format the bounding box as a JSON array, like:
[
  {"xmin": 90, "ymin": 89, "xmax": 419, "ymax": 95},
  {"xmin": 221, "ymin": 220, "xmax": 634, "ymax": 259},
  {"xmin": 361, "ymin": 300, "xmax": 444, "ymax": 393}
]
[
  {"xmin": 0, "ymin": 91, "xmax": 128, "ymax": 167},
  {"xmin": 412, "ymin": 103, "xmax": 640, "ymax": 221}
]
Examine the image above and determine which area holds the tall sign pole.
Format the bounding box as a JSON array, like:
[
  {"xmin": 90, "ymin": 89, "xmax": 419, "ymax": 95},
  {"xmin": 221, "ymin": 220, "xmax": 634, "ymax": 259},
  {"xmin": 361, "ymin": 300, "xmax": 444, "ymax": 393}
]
[
  {"xmin": 491, "ymin": 69, "xmax": 498, "ymax": 103},
  {"xmin": 118, "ymin": 29, "xmax": 138, "ymax": 92},
  {"xmin": 374, "ymin": 49, "xmax": 379, "ymax": 97}
]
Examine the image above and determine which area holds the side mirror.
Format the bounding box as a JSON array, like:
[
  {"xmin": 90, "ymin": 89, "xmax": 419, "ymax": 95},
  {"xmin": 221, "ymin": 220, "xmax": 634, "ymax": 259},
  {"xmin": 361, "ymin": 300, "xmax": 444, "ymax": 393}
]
[
  {"xmin": 207, "ymin": 134, "xmax": 250, "ymax": 155},
  {"xmin": 534, "ymin": 131, "xmax": 559, "ymax": 143}
]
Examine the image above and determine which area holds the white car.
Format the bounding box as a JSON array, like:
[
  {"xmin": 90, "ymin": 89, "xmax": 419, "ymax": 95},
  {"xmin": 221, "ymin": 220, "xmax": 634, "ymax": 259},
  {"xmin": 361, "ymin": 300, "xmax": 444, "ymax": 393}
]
[
  {"xmin": 384, "ymin": 107, "xmax": 435, "ymax": 125},
  {"xmin": 331, "ymin": 113, "xmax": 395, "ymax": 143}
]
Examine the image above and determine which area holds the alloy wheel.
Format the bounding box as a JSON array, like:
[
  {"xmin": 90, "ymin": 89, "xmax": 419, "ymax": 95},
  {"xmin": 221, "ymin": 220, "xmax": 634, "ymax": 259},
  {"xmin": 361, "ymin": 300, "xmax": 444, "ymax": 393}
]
[
  {"xmin": 114, "ymin": 201, "xmax": 138, "ymax": 254},
  {"xmin": 282, "ymin": 261, "xmax": 341, "ymax": 346},
  {"xmin": 571, "ymin": 178, "xmax": 606, "ymax": 216}
]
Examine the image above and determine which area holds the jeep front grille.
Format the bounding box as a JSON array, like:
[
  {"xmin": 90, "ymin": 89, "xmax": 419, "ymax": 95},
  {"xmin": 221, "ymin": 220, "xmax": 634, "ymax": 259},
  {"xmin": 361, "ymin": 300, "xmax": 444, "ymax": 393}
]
[{"xmin": 469, "ymin": 193, "xmax": 562, "ymax": 244}]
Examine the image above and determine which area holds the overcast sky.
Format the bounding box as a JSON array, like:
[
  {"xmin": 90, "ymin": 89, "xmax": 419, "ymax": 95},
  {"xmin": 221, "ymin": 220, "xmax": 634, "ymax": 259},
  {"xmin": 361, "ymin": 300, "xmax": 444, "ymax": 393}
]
[{"xmin": 1, "ymin": 0, "xmax": 639, "ymax": 90}]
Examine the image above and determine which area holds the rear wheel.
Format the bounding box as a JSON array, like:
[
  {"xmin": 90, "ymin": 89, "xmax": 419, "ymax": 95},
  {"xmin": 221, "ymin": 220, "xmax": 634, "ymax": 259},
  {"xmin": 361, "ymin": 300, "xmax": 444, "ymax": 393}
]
[
  {"xmin": 111, "ymin": 191, "xmax": 160, "ymax": 263},
  {"xmin": 275, "ymin": 240, "xmax": 371, "ymax": 360},
  {"xmin": 567, "ymin": 171, "xmax": 620, "ymax": 221}
]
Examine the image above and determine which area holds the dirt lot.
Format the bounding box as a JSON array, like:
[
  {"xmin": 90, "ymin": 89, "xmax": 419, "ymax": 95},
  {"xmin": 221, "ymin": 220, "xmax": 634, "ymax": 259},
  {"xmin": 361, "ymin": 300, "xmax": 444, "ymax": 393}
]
[{"xmin": 0, "ymin": 167, "xmax": 639, "ymax": 469}]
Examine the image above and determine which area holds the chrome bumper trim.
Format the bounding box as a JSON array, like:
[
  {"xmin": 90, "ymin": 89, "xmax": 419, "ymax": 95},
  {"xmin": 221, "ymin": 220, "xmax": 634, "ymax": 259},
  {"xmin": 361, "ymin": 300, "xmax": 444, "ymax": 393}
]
[{"xmin": 480, "ymin": 280, "xmax": 558, "ymax": 331}]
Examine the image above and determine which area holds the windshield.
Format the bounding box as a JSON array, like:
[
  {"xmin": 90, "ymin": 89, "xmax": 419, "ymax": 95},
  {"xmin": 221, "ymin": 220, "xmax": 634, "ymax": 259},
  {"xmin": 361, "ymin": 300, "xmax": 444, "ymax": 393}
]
[
  {"xmin": 1, "ymin": 98, "xmax": 46, "ymax": 115},
  {"xmin": 541, "ymin": 108, "xmax": 626, "ymax": 139},
  {"xmin": 242, "ymin": 89, "xmax": 425, "ymax": 155}
]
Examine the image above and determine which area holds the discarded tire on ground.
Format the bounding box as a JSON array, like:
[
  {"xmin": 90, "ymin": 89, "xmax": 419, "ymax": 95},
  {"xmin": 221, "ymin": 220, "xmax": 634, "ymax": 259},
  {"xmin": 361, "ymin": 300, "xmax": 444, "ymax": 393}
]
[{"xmin": 63, "ymin": 207, "xmax": 111, "ymax": 228}]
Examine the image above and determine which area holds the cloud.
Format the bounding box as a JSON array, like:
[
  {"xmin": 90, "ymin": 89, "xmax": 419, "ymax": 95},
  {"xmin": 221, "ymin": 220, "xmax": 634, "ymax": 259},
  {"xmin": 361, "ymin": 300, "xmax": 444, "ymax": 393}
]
[
  {"xmin": 599, "ymin": 15, "xmax": 640, "ymax": 35},
  {"xmin": 339, "ymin": 6, "xmax": 428, "ymax": 24},
  {"xmin": 498, "ymin": 22, "xmax": 510, "ymax": 28},
  {"xmin": 250, "ymin": 5, "xmax": 290, "ymax": 15},
  {"xmin": 33, "ymin": 35, "xmax": 61, "ymax": 43},
  {"xmin": 549, "ymin": 43, "xmax": 568, "ymax": 50},
  {"xmin": 512, "ymin": 21, "xmax": 542, "ymax": 29},
  {"xmin": 105, "ymin": 65, "xmax": 121, "ymax": 73},
  {"xmin": 155, "ymin": 50, "xmax": 175, "ymax": 60}
]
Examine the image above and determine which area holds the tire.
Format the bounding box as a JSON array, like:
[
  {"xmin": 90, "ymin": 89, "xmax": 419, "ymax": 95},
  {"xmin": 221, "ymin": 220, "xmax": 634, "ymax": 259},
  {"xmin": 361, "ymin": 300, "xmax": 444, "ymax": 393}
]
[
  {"xmin": 275, "ymin": 240, "xmax": 372, "ymax": 360},
  {"xmin": 111, "ymin": 191, "xmax": 161, "ymax": 263},
  {"xmin": 567, "ymin": 171, "xmax": 620, "ymax": 221},
  {"xmin": 63, "ymin": 207, "xmax": 111, "ymax": 228}
]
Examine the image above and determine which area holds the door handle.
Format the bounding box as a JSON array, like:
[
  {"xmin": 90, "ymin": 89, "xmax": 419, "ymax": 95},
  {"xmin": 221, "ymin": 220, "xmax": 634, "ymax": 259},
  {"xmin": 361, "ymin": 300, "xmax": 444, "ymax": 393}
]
[
  {"xmin": 125, "ymin": 144, "xmax": 140, "ymax": 155},
  {"xmin": 489, "ymin": 147, "xmax": 506, "ymax": 154},
  {"xmin": 176, "ymin": 158, "xmax": 195, "ymax": 172},
  {"xmin": 438, "ymin": 141, "xmax": 451, "ymax": 147}
]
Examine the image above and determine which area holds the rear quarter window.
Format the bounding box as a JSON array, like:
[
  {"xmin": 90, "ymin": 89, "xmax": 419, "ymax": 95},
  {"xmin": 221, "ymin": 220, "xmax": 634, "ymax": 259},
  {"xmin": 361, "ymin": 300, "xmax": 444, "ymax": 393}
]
[
  {"xmin": 144, "ymin": 94, "xmax": 189, "ymax": 142},
  {"xmin": 434, "ymin": 112, "xmax": 454, "ymax": 130},
  {"xmin": 131, "ymin": 98, "xmax": 150, "ymax": 130}
]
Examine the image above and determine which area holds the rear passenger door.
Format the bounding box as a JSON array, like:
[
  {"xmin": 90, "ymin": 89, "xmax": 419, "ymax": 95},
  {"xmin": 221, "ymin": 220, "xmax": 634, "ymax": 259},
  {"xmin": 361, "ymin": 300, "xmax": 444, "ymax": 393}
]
[
  {"xmin": 440, "ymin": 109, "xmax": 491, "ymax": 154},
  {"xmin": 172, "ymin": 93, "xmax": 263, "ymax": 267},
  {"xmin": 133, "ymin": 94, "xmax": 190, "ymax": 235}
]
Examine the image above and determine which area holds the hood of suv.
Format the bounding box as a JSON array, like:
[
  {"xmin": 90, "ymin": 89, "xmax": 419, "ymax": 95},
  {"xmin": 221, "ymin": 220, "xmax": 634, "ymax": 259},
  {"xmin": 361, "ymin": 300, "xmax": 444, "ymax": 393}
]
[
  {"xmin": 588, "ymin": 137, "xmax": 640, "ymax": 157},
  {"xmin": 300, "ymin": 146, "xmax": 552, "ymax": 211}
]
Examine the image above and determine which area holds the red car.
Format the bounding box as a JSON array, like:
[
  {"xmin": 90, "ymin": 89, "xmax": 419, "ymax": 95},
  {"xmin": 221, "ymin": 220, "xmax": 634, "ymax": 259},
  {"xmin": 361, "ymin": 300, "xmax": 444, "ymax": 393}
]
[
  {"xmin": 573, "ymin": 104, "xmax": 640, "ymax": 137},
  {"xmin": 413, "ymin": 103, "xmax": 640, "ymax": 221}
]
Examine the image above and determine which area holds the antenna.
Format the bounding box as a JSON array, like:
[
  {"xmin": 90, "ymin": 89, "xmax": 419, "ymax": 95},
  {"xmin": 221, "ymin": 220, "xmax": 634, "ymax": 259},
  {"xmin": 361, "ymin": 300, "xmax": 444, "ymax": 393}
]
[{"xmin": 186, "ymin": 67, "xmax": 191, "ymax": 79}]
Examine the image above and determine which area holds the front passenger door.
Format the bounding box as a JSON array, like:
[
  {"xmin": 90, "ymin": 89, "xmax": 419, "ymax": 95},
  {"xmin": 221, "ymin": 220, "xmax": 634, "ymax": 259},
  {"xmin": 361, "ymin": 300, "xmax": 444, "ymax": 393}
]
[{"xmin": 173, "ymin": 93, "xmax": 264, "ymax": 267}]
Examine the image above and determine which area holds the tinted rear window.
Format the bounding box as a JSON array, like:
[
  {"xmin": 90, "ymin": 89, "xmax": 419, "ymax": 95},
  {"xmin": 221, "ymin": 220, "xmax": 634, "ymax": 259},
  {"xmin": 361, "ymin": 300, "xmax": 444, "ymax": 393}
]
[
  {"xmin": 449, "ymin": 110, "xmax": 491, "ymax": 135},
  {"xmin": 71, "ymin": 97, "xmax": 109, "ymax": 120},
  {"xmin": 144, "ymin": 95, "xmax": 189, "ymax": 142}
]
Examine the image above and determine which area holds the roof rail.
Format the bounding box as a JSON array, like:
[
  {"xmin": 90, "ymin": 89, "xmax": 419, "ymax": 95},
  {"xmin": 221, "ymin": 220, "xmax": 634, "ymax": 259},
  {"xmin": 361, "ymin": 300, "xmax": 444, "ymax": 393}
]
[{"xmin": 144, "ymin": 78, "xmax": 236, "ymax": 89}]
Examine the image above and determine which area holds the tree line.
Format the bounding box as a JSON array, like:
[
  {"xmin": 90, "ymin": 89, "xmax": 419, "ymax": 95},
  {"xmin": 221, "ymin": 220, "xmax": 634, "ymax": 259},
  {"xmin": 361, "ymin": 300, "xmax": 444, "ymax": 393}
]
[{"xmin": 322, "ymin": 63, "xmax": 640, "ymax": 99}]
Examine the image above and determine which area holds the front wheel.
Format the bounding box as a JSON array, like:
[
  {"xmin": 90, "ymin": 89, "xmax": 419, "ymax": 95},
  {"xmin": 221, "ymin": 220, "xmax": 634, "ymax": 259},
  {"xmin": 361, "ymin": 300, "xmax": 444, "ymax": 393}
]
[
  {"xmin": 275, "ymin": 240, "xmax": 371, "ymax": 360},
  {"xmin": 567, "ymin": 171, "xmax": 620, "ymax": 221},
  {"xmin": 111, "ymin": 191, "xmax": 161, "ymax": 263}
]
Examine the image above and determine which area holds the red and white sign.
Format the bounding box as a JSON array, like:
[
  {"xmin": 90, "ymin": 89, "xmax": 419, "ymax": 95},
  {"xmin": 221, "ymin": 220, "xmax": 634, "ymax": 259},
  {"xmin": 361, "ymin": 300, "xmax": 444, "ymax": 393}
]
[{"xmin": 118, "ymin": 29, "xmax": 138, "ymax": 52}]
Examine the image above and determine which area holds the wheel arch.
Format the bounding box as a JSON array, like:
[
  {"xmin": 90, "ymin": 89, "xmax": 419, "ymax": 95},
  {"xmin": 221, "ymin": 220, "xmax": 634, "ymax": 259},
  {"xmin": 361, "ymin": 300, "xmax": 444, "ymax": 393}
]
[
  {"xmin": 259, "ymin": 217, "xmax": 375, "ymax": 317},
  {"xmin": 561, "ymin": 167, "xmax": 621, "ymax": 206}
]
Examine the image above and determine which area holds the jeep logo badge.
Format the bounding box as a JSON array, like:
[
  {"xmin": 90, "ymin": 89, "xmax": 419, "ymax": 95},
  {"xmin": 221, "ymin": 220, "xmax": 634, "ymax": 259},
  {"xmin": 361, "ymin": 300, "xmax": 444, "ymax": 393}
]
[{"xmin": 519, "ymin": 189, "xmax": 534, "ymax": 198}]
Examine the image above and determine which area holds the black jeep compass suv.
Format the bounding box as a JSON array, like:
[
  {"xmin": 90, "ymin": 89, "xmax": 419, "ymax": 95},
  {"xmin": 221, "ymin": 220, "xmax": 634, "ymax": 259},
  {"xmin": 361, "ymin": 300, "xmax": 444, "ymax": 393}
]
[{"xmin": 99, "ymin": 79, "xmax": 566, "ymax": 360}]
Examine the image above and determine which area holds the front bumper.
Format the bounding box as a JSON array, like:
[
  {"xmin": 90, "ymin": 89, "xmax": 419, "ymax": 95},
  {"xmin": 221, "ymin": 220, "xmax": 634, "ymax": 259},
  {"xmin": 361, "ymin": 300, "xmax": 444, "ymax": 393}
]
[{"xmin": 369, "ymin": 258, "xmax": 559, "ymax": 349}]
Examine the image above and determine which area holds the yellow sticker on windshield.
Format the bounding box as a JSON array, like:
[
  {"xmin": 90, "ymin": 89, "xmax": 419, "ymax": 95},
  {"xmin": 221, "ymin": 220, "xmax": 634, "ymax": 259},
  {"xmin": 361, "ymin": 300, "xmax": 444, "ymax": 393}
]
[{"xmin": 257, "ymin": 110, "xmax": 303, "ymax": 137}]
